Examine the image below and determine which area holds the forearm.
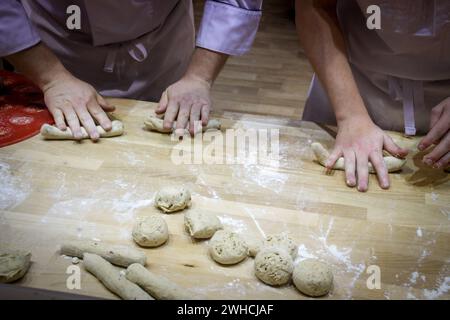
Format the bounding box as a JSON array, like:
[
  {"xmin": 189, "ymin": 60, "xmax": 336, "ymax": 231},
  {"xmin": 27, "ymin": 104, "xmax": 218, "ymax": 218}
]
[
  {"xmin": 296, "ymin": 0, "xmax": 370, "ymax": 124},
  {"xmin": 183, "ymin": 47, "xmax": 228, "ymax": 86},
  {"xmin": 5, "ymin": 43, "xmax": 71, "ymax": 90}
]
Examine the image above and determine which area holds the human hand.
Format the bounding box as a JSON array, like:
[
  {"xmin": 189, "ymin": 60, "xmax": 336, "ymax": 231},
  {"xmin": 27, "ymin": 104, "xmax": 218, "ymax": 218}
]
[
  {"xmin": 43, "ymin": 73, "xmax": 115, "ymax": 141},
  {"xmin": 155, "ymin": 75, "xmax": 211, "ymax": 137},
  {"xmin": 327, "ymin": 117, "xmax": 409, "ymax": 192},
  {"xmin": 418, "ymin": 98, "xmax": 450, "ymax": 169}
]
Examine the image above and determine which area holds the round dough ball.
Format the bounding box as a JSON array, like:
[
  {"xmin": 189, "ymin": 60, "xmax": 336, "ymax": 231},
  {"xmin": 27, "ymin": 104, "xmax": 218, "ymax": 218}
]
[
  {"xmin": 263, "ymin": 233, "xmax": 297, "ymax": 259},
  {"xmin": 132, "ymin": 215, "xmax": 169, "ymax": 247},
  {"xmin": 184, "ymin": 210, "xmax": 222, "ymax": 239},
  {"xmin": 209, "ymin": 230, "xmax": 248, "ymax": 265},
  {"xmin": 293, "ymin": 259, "xmax": 333, "ymax": 297},
  {"xmin": 155, "ymin": 186, "xmax": 191, "ymax": 213},
  {"xmin": 0, "ymin": 249, "xmax": 31, "ymax": 283},
  {"xmin": 254, "ymin": 247, "xmax": 293, "ymax": 286}
]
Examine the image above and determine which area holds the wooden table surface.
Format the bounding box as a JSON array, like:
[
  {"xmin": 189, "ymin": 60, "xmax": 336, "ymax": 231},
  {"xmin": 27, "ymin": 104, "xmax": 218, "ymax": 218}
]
[{"xmin": 0, "ymin": 98, "xmax": 449, "ymax": 300}]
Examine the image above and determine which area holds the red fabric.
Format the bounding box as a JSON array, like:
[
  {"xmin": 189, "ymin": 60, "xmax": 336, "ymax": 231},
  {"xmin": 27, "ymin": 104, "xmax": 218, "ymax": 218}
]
[{"xmin": 0, "ymin": 70, "xmax": 53, "ymax": 148}]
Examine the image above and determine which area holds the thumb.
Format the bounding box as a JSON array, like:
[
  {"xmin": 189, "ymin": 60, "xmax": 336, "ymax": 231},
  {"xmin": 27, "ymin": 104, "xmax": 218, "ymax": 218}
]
[
  {"xmin": 156, "ymin": 90, "xmax": 168, "ymax": 114},
  {"xmin": 96, "ymin": 94, "xmax": 115, "ymax": 112},
  {"xmin": 383, "ymin": 134, "xmax": 408, "ymax": 158},
  {"xmin": 325, "ymin": 147, "xmax": 342, "ymax": 169}
]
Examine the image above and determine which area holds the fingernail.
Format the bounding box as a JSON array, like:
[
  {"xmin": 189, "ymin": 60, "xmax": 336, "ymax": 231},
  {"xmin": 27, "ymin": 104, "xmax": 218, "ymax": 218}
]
[{"xmin": 423, "ymin": 158, "xmax": 433, "ymax": 166}]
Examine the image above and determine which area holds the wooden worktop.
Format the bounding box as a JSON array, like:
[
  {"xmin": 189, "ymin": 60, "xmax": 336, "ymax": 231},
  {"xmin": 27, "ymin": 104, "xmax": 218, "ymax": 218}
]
[{"xmin": 0, "ymin": 98, "xmax": 448, "ymax": 300}]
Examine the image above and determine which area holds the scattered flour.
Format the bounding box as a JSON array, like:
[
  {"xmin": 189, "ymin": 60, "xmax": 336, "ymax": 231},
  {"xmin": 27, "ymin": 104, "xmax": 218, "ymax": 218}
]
[
  {"xmin": 416, "ymin": 227, "xmax": 423, "ymax": 237},
  {"xmin": 423, "ymin": 277, "xmax": 450, "ymax": 300},
  {"xmin": 0, "ymin": 162, "xmax": 31, "ymax": 210},
  {"xmin": 218, "ymin": 215, "xmax": 247, "ymax": 234}
]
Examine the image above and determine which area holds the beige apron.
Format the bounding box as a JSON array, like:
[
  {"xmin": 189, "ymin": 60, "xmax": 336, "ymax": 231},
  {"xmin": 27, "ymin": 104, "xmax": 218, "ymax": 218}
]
[
  {"xmin": 303, "ymin": 0, "xmax": 450, "ymax": 135},
  {"xmin": 21, "ymin": 0, "xmax": 195, "ymax": 101}
]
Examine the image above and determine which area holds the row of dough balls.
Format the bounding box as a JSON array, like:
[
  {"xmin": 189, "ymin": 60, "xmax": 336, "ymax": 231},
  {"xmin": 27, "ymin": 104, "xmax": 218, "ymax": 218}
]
[{"xmin": 148, "ymin": 186, "xmax": 334, "ymax": 298}]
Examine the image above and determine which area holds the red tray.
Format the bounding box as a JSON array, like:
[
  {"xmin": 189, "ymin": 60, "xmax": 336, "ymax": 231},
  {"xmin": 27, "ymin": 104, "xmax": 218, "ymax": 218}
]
[{"xmin": 0, "ymin": 70, "xmax": 53, "ymax": 148}]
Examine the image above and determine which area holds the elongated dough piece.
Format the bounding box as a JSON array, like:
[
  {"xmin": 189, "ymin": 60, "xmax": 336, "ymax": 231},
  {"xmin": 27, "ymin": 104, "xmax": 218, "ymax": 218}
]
[
  {"xmin": 126, "ymin": 263, "xmax": 195, "ymax": 300},
  {"xmin": 83, "ymin": 253, "xmax": 152, "ymax": 300},
  {"xmin": 311, "ymin": 142, "xmax": 406, "ymax": 173},
  {"xmin": 144, "ymin": 115, "xmax": 221, "ymax": 134},
  {"xmin": 40, "ymin": 120, "xmax": 123, "ymax": 140},
  {"xmin": 61, "ymin": 240, "xmax": 146, "ymax": 267}
]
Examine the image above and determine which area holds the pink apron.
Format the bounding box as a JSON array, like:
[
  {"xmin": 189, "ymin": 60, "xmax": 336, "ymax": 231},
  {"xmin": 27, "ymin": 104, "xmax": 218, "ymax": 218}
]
[
  {"xmin": 21, "ymin": 0, "xmax": 195, "ymax": 101},
  {"xmin": 302, "ymin": 0, "xmax": 450, "ymax": 135}
]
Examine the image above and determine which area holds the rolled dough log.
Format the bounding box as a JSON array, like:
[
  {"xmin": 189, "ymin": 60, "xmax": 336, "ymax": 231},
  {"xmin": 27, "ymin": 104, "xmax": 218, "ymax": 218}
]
[
  {"xmin": 209, "ymin": 230, "xmax": 248, "ymax": 265},
  {"xmin": 126, "ymin": 263, "xmax": 194, "ymax": 300},
  {"xmin": 154, "ymin": 186, "xmax": 191, "ymax": 213},
  {"xmin": 144, "ymin": 115, "xmax": 221, "ymax": 134},
  {"xmin": 0, "ymin": 249, "xmax": 31, "ymax": 283},
  {"xmin": 132, "ymin": 215, "xmax": 169, "ymax": 247},
  {"xmin": 83, "ymin": 253, "xmax": 152, "ymax": 300},
  {"xmin": 184, "ymin": 210, "xmax": 222, "ymax": 239},
  {"xmin": 311, "ymin": 142, "xmax": 407, "ymax": 173},
  {"xmin": 61, "ymin": 240, "xmax": 146, "ymax": 267},
  {"xmin": 252, "ymin": 233, "xmax": 297, "ymax": 259},
  {"xmin": 254, "ymin": 247, "xmax": 293, "ymax": 286},
  {"xmin": 293, "ymin": 259, "xmax": 333, "ymax": 297},
  {"xmin": 40, "ymin": 120, "xmax": 124, "ymax": 140}
]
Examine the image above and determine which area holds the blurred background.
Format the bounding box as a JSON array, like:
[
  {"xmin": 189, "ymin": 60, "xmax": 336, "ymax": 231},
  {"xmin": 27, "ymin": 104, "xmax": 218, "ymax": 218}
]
[{"xmin": 193, "ymin": 0, "xmax": 313, "ymax": 120}]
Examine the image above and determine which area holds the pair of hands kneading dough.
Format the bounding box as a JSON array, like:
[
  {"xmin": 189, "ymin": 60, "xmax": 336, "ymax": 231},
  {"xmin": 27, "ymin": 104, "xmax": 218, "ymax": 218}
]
[
  {"xmin": 311, "ymin": 142, "xmax": 407, "ymax": 173},
  {"xmin": 40, "ymin": 120, "xmax": 124, "ymax": 140}
]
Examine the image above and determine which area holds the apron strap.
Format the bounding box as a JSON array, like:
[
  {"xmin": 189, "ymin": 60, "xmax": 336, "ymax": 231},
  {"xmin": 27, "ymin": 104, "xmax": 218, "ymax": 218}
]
[
  {"xmin": 388, "ymin": 77, "xmax": 423, "ymax": 136},
  {"xmin": 103, "ymin": 42, "xmax": 148, "ymax": 73}
]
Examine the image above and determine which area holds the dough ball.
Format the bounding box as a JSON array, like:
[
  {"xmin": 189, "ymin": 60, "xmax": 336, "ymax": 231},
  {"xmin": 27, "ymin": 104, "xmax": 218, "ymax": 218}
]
[
  {"xmin": 254, "ymin": 247, "xmax": 293, "ymax": 286},
  {"xmin": 293, "ymin": 259, "xmax": 333, "ymax": 297},
  {"xmin": 262, "ymin": 233, "xmax": 297, "ymax": 259},
  {"xmin": 0, "ymin": 249, "xmax": 32, "ymax": 283},
  {"xmin": 184, "ymin": 210, "xmax": 222, "ymax": 239},
  {"xmin": 155, "ymin": 186, "xmax": 191, "ymax": 213},
  {"xmin": 209, "ymin": 230, "xmax": 248, "ymax": 265},
  {"xmin": 132, "ymin": 215, "xmax": 169, "ymax": 247}
]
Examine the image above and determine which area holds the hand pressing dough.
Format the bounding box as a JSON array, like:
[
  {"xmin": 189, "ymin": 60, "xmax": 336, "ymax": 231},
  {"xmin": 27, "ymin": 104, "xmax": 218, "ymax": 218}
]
[
  {"xmin": 83, "ymin": 253, "xmax": 152, "ymax": 300},
  {"xmin": 254, "ymin": 247, "xmax": 293, "ymax": 286},
  {"xmin": 209, "ymin": 230, "xmax": 248, "ymax": 265},
  {"xmin": 126, "ymin": 263, "xmax": 195, "ymax": 300},
  {"xmin": 184, "ymin": 210, "xmax": 222, "ymax": 239},
  {"xmin": 144, "ymin": 115, "xmax": 221, "ymax": 134},
  {"xmin": 249, "ymin": 232, "xmax": 297, "ymax": 259},
  {"xmin": 40, "ymin": 120, "xmax": 124, "ymax": 140},
  {"xmin": 132, "ymin": 215, "xmax": 169, "ymax": 247},
  {"xmin": 61, "ymin": 240, "xmax": 146, "ymax": 267},
  {"xmin": 0, "ymin": 249, "xmax": 31, "ymax": 283},
  {"xmin": 311, "ymin": 142, "xmax": 406, "ymax": 173},
  {"xmin": 293, "ymin": 259, "xmax": 333, "ymax": 297},
  {"xmin": 155, "ymin": 186, "xmax": 191, "ymax": 213}
]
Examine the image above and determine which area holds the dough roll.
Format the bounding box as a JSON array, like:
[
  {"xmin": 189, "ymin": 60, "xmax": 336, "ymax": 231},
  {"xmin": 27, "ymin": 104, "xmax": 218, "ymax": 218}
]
[
  {"xmin": 61, "ymin": 240, "xmax": 147, "ymax": 267},
  {"xmin": 126, "ymin": 263, "xmax": 195, "ymax": 300},
  {"xmin": 40, "ymin": 120, "xmax": 123, "ymax": 140},
  {"xmin": 144, "ymin": 115, "xmax": 221, "ymax": 134},
  {"xmin": 311, "ymin": 142, "xmax": 406, "ymax": 173},
  {"xmin": 83, "ymin": 253, "xmax": 152, "ymax": 300}
]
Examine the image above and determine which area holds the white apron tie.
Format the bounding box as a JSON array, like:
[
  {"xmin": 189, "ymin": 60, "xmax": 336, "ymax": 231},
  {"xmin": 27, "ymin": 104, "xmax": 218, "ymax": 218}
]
[{"xmin": 388, "ymin": 77, "xmax": 424, "ymax": 136}]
